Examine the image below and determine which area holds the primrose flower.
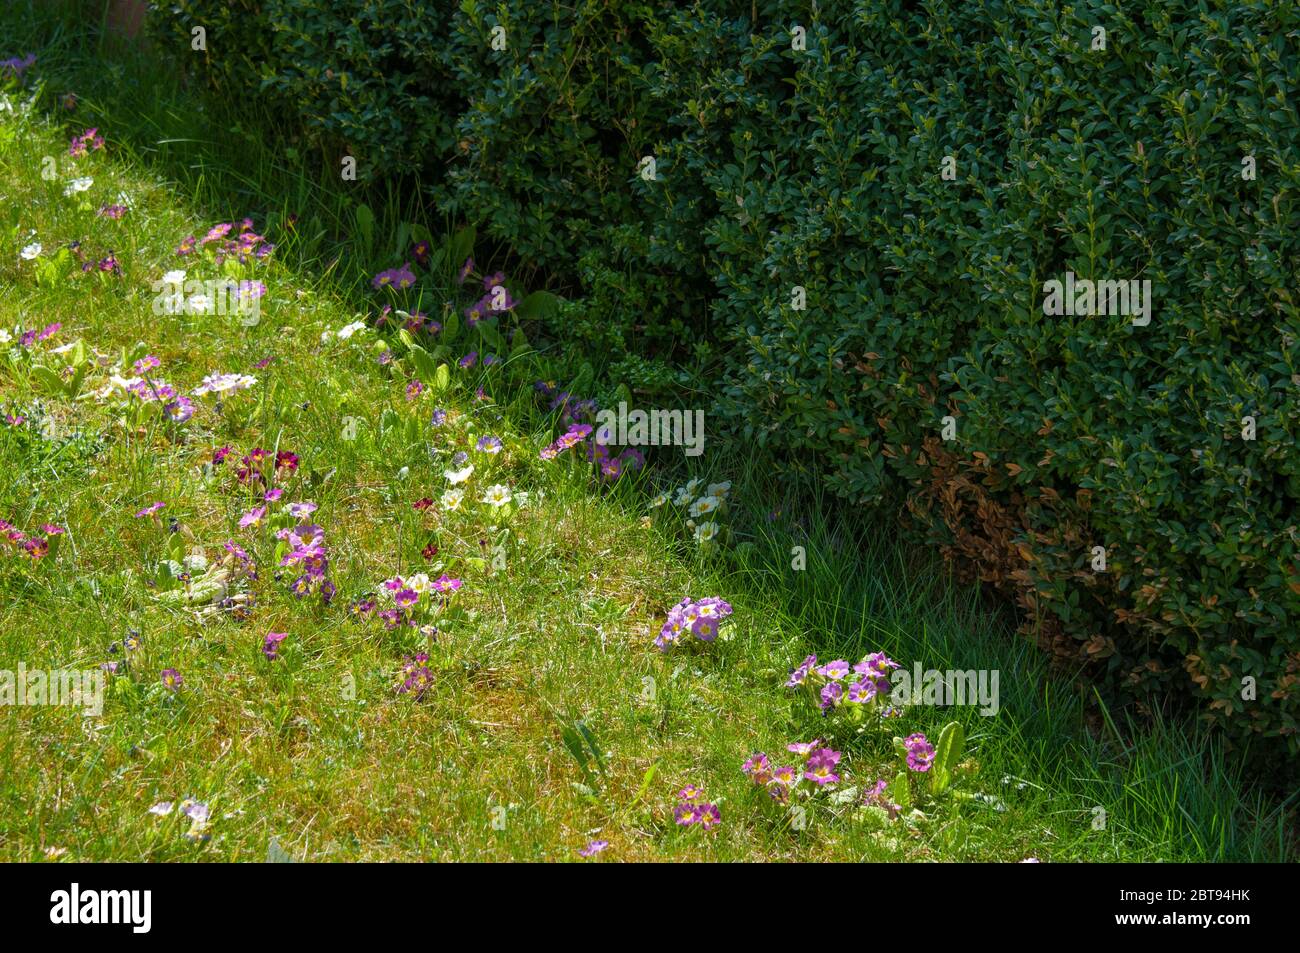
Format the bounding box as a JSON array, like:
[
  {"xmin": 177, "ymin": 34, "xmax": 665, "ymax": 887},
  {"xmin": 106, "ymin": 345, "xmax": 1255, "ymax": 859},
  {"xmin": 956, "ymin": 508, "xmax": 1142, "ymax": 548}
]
[
  {"xmin": 855, "ymin": 652, "xmax": 901, "ymax": 679},
  {"xmin": 287, "ymin": 501, "xmax": 317, "ymax": 519},
  {"xmin": 905, "ymin": 733, "xmax": 936, "ymax": 772},
  {"xmin": 688, "ymin": 495, "xmax": 721, "ymax": 518},
  {"xmin": 817, "ymin": 659, "xmax": 851, "ymax": 681},
  {"xmin": 693, "ymin": 521, "xmax": 719, "ymax": 544},
  {"xmin": 441, "ymin": 488, "xmax": 465, "ymax": 511},
  {"xmin": 396, "ymin": 653, "xmax": 434, "ymax": 699},
  {"xmin": 847, "ymin": 679, "xmax": 879, "ymax": 704},
  {"xmin": 193, "ymin": 372, "xmax": 256, "ymax": 396},
  {"xmin": 655, "ymin": 595, "xmax": 734, "ymax": 651},
  {"xmin": 476, "ymin": 435, "xmax": 502, "ymax": 454},
  {"xmin": 694, "ymin": 804, "xmax": 722, "ymax": 830},
  {"xmin": 804, "ymin": 748, "xmax": 842, "ymax": 785},
  {"xmin": 786, "ymin": 740, "xmax": 822, "ymax": 757},
  {"xmin": 163, "ymin": 395, "xmax": 195, "ymax": 423},
  {"xmin": 445, "ymin": 463, "xmax": 474, "ymax": 484},
  {"xmin": 160, "ymin": 668, "xmax": 183, "ymax": 692},
  {"xmin": 63, "ymin": 176, "xmax": 93, "ymax": 196},
  {"xmin": 786, "ymin": 654, "xmax": 817, "ymax": 687},
  {"xmin": 239, "ymin": 506, "xmax": 267, "ymax": 529},
  {"xmin": 335, "ymin": 320, "xmax": 367, "ymax": 340},
  {"xmin": 578, "ymin": 839, "xmax": 608, "ymax": 857},
  {"xmin": 262, "ymin": 632, "xmax": 288, "ymax": 660},
  {"xmin": 819, "ymin": 681, "xmax": 844, "ymax": 711},
  {"xmin": 135, "ymin": 502, "xmax": 165, "ymax": 518},
  {"xmin": 480, "ymin": 484, "xmax": 512, "ymax": 507},
  {"xmin": 862, "ymin": 779, "xmax": 901, "ymax": 818},
  {"xmin": 742, "ymin": 753, "xmax": 772, "ymax": 785},
  {"xmin": 770, "ymin": 764, "xmax": 800, "ymax": 787},
  {"xmin": 20, "ymin": 242, "xmax": 41, "ymax": 260}
]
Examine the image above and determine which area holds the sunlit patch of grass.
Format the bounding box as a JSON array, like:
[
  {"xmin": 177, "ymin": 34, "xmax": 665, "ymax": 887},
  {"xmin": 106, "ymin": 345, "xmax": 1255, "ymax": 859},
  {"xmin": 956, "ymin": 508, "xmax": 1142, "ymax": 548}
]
[{"xmin": 0, "ymin": 2, "xmax": 1293, "ymax": 864}]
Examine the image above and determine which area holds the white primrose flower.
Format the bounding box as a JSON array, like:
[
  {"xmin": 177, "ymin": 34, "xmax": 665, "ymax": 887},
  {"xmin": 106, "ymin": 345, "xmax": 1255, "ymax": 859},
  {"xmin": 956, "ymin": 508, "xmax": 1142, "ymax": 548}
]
[
  {"xmin": 445, "ymin": 464, "xmax": 474, "ymax": 485},
  {"xmin": 694, "ymin": 521, "xmax": 719, "ymax": 544}
]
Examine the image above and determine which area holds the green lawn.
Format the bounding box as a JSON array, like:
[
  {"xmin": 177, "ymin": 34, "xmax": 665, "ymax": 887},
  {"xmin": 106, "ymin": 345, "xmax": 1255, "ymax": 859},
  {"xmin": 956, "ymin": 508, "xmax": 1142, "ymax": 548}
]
[{"xmin": 0, "ymin": 4, "xmax": 1292, "ymax": 862}]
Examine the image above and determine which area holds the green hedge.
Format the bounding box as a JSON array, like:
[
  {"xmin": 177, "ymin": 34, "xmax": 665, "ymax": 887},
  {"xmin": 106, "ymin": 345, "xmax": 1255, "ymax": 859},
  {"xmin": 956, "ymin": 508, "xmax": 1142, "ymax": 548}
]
[{"xmin": 150, "ymin": 0, "xmax": 1300, "ymax": 751}]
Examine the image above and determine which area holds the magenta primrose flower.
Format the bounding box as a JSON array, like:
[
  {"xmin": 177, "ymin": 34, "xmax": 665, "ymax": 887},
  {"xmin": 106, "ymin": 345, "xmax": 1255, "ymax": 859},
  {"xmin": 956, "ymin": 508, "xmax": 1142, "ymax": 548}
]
[
  {"xmin": 905, "ymin": 733, "xmax": 936, "ymax": 772},
  {"xmin": 803, "ymin": 748, "xmax": 842, "ymax": 785},
  {"xmin": 262, "ymin": 631, "xmax": 288, "ymax": 660}
]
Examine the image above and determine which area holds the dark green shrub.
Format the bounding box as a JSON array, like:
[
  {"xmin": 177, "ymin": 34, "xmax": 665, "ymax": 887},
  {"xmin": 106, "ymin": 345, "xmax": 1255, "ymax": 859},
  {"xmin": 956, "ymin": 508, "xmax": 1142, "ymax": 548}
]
[
  {"xmin": 150, "ymin": 0, "xmax": 693, "ymax": 372},
  {"xmin": 636, "ymin": 0, "xmax": 1300, "ymax": 749},
  {"xmin": 149, "ymin": 0, "xmax": 1300, "ymax": 752}
]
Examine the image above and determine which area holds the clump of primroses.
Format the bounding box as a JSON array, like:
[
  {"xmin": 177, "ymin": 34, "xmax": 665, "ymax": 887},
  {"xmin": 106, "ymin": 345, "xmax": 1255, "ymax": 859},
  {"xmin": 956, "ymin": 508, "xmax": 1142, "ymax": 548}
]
[
  {"xmin": 176, "ymin": 218, "xmax": 275, "ymax": 264},
  {"xmin": 277, "ymin": 520, "xmax": 335, "ymax": 606},
  {"xmin": 650, "ymin": 477, "xmax": 734, "ymax": 548},
  {"xmin": 370, "ymin": 572, "xmax": 463, "ymax": 631},
  {"xmin": 395, "ymin": 653, "xmax": 435, "ymax": 699},
  {"xmin": 786, "ymin": 650, "xmax": 901, "ymax": 722},
  {"xmin": 0, "ymin": 517, "xmax": 64, "ymax": 562},
  {"xmin": 654, "ymin": 596, "xmax": 734, "ymax": 651},
  {"xmin": 673, "ymin": 786, "xmax": 722, "ymax": 831},
  {"xmin": 743, "ymin": 742, "xmax": 845, "ymax": 805},
  {"xmin": 903, "ymin": 732, "xmax": 936, "ymax": 772},
  {"xmin": 68, "ymin": 127, "xmax": 104, "ymax": 158},
  {"xmin": 534, "ymin": 382, "xmax": 644, "ymax": 481}
]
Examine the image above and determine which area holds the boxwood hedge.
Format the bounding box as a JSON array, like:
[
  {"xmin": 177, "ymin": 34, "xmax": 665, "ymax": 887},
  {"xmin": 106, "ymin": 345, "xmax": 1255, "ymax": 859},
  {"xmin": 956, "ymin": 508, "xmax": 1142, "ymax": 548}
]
[{"xmin": 149, "ymin": 0, "xmax": 1300, "ymax": 752}]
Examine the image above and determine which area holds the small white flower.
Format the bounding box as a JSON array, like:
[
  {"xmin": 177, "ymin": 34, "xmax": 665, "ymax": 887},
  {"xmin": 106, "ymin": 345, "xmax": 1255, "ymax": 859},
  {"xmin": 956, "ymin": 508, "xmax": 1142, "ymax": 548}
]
[
  {"xmin": 683, "ymin": 478, "xmax": 704, "ymax": 496},
  {"xmin": 673, "ymin": 487, "xmax": 694, "ymax": 506},
  {"xmin": 148, "ymin": 801, "xmax": 174, "ymax": 816},
  {"xmin": 649, "ymin": 491, "xmax": 671, "ymax": 508},
  {"xmin": 406, "ymin": 572, "xmax": 432, "ymax": 594},
  {"xmin": 689, "ymin": 495, "xmax": 721, "ymax": 518},
  {"xmin": 445, "ymin": 464, "xmax": 474, "ymax": 484},
  {"xmin": 63, "ymin": 176, "xmax": 93, "ymax": 196},
  {"xmin": 0, "ymin": 329, "xmax": 11, "ymax": 344},
  {"xmin": 441, "ymin": 488, "xmax": 465, "ymax": 511},
  {"xmin": 187, "ymin": 293, "xmax": 213, "ymax": 314},
  {"xmin": 50, "ymin": 341, "xmax": 77, "ymax": 355},
  {"xmin": 162, "ymin": 269, "xmax": 186, "ymax": 285},
  {"xmin": 336, "ymin": 320, "xmax": 367, "ymax": 340},
  {"xmin": 20, "ymin": 242, "xmax": 41, "ymax": 260},
  {"xmin": 706, "ymin": 481, "xmax": 732, "ymax": 498},
  {"xmin": 480, "ymin": 484, "xmax": 512, "ymax": 507},
  {"xmin": 694, "ymin": 521, "xmax": 719, "ymax": 544}
]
